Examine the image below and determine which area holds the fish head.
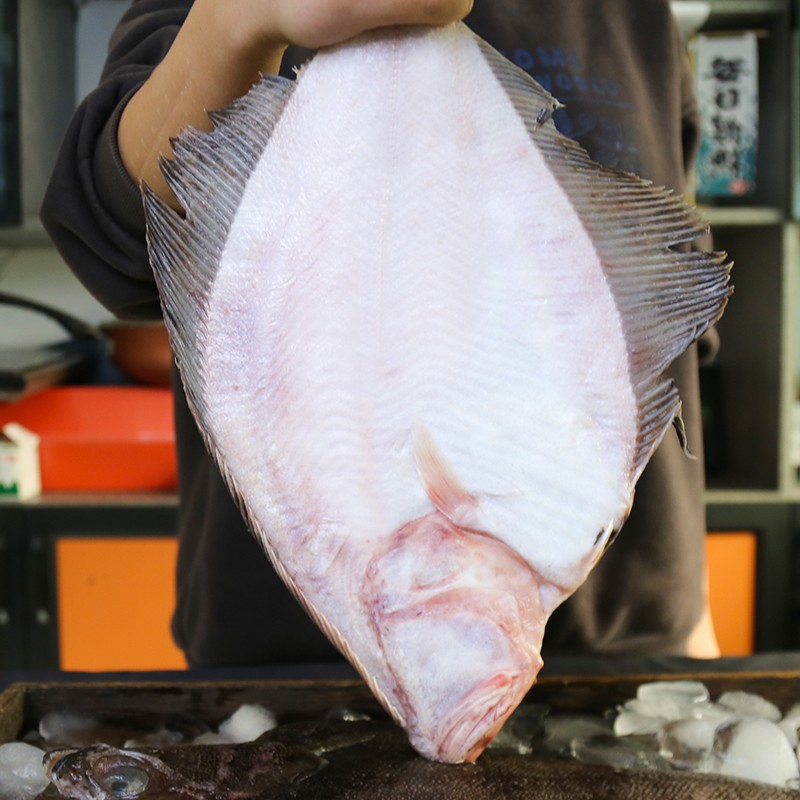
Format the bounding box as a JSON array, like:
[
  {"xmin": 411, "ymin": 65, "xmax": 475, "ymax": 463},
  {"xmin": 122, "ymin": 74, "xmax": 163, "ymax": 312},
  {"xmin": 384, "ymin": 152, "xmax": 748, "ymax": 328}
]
[
  {"xmin": 44, "ymin": 738, "xmax": 326, "ymax": 800},
  {"xmin": 363, "ymin": 511, "xmax": 548, "ymax": 763},
  {"xmin": 44, "ymin": 746, "xmax": 168, "ymax": 800}
]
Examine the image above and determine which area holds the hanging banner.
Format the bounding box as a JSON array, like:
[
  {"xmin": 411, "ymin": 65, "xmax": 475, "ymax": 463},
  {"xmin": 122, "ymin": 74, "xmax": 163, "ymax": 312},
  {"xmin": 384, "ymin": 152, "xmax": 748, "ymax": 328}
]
[{"xmin": 693, "ymin": 32, "xmax": 759, "ymax": 197}]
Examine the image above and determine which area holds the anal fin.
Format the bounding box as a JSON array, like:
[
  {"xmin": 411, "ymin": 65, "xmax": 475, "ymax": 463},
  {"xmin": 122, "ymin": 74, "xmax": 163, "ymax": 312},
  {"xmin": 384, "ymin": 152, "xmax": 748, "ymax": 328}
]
[{"xmin": 413, "ymin": 424, "xmax": 475, "ymax": 522}]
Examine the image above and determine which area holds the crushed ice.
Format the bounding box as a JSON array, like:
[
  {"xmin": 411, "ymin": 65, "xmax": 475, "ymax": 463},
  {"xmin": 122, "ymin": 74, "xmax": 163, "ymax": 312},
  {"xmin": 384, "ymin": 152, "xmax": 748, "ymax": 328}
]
[
  {"xmin": 193, "ymin": 703, "xmax": 277, "ymax": 745},
  {"xmin": 0, "ymin": 742, "xmax": 50, "ymax": 800},
  {"xmin": 489, "ymin": 680, "xmax": 800, "ymax": 790},
  {"xmin": 3, "ymin": 685, "xmax": 800, "ymax": 796}
]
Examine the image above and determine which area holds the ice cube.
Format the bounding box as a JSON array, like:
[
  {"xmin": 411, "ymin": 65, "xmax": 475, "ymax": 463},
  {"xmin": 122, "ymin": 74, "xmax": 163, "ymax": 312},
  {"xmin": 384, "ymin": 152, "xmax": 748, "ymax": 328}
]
[
  {"xmin": 629, "ymin": 680, "xmax": 710, "ymax": 721},
  {"xmin": 709, "ymin": 718, "xmax": 800, "ymax": 787},
  {"xmin": 613, "ymin": 709, "xmax": 664, "ymax": 737},
  {"xmin": 570, "ymin": 732, "xmax": 672, "ymax": 772},
  {"xmin": 217, "ymin": 704, "xmax": 276, "ymax": 743},
  {"xmin": 191, "ymin": 731, "xmax": 229, "ymax": 745},
  {"xmin": 38, "ymin": 711, "xmax": 100, "ymax": 744},
  {"xmin": 783, "ymin": 703, "xmax": 800, "ymax": 723},
  {"xmin": 779, "ymin": 703, "xmax": 800, "ymax": 748},
  {"xmin": 489, "ymin": 703, "xmax": 548, "ymax": 755},
  {"xmin": 657, "ymin": 717, "xmax": 720, "ymax": 769},
  {"xmin": 124, "ymin": 727, "xmax": 185, "ymax": 748},
  {"xmin": 0, "ymin": 742, "xmax": 50, "ymax": 800},
  {"xmin": 325, "ymin": 708, "xmax": 372, "ymax": 722},
  {"xmin": 542, "ymin": 714, "xmax": 613, "ymax": 756},
  {"xmin": 717, "ymin": 691, "xmax": 781, "ymax": 722},
  {"xmin": 778, "ymin": 718, "xmax": 800, "ymax": 748},
  {"xmin": 690, "ymin": 702, "xmax": 739, "ymax": 725}
]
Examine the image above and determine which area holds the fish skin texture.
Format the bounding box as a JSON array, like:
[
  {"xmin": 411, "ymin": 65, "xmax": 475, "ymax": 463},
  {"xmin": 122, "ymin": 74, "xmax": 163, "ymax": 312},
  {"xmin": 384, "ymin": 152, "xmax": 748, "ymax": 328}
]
[
  {"xmin": 144, "ymin": 23, "xmax": 731, "ymax": 762},
  {"xmin": 45, "ymin": 720, "xmax": 794, "ymax": 800}
]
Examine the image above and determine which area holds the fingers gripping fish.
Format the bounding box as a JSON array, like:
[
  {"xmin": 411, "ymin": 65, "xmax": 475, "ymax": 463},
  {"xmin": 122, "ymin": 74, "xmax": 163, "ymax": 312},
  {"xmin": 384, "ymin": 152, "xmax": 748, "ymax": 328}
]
[{"xmin": 143, "ymin": 23, "xmax": 731, "ymax": 763}]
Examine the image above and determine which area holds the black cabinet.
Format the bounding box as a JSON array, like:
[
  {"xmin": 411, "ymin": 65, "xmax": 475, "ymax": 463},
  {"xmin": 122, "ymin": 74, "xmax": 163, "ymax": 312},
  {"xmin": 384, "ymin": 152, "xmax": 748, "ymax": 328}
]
[
  {"xmin": 2, "ymin": 496, "xmax": 799, "ymax": 667},
  {"xmin": 0, "ymin": 497, "xmax": 177, "ymax": 669},
  {"xmin": 706, "ymin": 502, "xmax": 800, "ymax": 651}
]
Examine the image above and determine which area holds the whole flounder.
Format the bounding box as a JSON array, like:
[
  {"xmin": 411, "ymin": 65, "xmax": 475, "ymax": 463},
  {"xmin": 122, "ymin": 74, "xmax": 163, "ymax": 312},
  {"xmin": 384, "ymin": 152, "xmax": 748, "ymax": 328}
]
[
  {"xmin": 44, "ymin": 719, "xmax": 793, "ymax": 800},
  {"xmin": 144, "ymin": 23, "xmax": 731, "ymax": 764}
]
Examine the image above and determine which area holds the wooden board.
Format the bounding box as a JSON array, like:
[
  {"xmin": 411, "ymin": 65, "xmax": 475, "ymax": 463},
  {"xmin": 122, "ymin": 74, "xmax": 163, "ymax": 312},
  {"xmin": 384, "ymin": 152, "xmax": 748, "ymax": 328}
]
[{"xmin": 3, "ymin": 672, "xmax": 800, "ymax": 746}]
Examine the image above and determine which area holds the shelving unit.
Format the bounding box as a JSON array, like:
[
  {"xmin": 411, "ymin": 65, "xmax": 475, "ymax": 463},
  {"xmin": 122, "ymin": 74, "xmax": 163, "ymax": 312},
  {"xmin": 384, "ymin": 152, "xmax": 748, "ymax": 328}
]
[
  {"xmin": 687, "ymin": 0, "xmax": 799, "ymax": 506},
  {"xmin": 686, "ymin": 0, "xmax": 800, "ymax": 651}
]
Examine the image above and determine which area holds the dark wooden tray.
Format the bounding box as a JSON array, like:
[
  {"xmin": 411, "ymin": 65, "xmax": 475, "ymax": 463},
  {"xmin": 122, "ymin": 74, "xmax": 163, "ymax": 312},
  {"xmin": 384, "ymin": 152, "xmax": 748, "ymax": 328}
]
[{"xmin": 3, "ymin": 671, "xmax": 800, "ymax": 746}]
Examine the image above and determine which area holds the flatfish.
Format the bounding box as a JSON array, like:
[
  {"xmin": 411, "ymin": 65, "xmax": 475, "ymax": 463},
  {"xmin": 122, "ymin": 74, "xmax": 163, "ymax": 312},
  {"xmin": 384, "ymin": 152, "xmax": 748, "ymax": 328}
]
[
  {"xmin": 44, "ymin": 719, "xmax": 793, "ymax": 800},
  {"xmin": 144, "ymin": 23, "xmax": 731, "ymax": 763}
]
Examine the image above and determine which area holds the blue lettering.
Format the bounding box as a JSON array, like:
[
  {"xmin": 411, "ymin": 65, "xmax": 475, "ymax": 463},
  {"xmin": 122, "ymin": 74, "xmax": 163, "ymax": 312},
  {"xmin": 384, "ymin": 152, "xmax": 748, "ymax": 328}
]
[
  {"xmin": 555, "ymin": 72, "xmax": 574, "ymax": 92},
  {"xmin": 535, "ymin": 47, "xmax": 567, "ymax": 69},
  {"xmin": 573, "ymin": 75, "xmax": 589, "ymax": 94},
  {"xmin": 509, "ymin": 46, "xmax": 584, "ymax": 73},
  {"xmin": 513, "ymin": 48, "xmax": 535, "ymax": 71},
  {"xmin": 565, "ymin": 49, "xmax": 583, "ymax": 72},
  {"xmin": 510, "ymin": 43, "xmax": 624, "ymax": 107}
]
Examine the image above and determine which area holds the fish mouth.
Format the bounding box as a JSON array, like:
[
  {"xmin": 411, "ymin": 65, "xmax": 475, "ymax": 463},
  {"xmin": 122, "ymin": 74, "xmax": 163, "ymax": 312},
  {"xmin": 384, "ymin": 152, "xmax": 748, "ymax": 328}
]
[
  {"xmin": 44, "ymin": 749, "xmax": 77, "ymax": 781},
  {"xmin": 43, "ymin": 749, "xmax": 87, "ymax": 798},
  {"xmin": 424, "ymin": 664, "xmax": 542, "ymax": 763}
]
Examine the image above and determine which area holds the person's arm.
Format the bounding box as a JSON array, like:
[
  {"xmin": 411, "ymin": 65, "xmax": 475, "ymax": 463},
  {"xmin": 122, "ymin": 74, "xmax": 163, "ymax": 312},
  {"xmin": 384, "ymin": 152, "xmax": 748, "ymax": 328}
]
[
  {"xmin": 40, "ymin": 0, "xmax": 471, "ymax": 319},
  {"xmin": 40, "ymin": 1, "xmax": 193, "ymax": 320},
  {"xmin": 118, "ymin": 0, "xmax": 474, "ymax": 205}
]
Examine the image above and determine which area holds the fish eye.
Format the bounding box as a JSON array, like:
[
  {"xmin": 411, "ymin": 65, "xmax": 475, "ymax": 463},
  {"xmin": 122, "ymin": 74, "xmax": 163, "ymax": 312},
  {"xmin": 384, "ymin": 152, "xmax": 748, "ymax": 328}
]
[{"xmin": 96, "ymin": 765, "xmax": 150, "ymax": 798}]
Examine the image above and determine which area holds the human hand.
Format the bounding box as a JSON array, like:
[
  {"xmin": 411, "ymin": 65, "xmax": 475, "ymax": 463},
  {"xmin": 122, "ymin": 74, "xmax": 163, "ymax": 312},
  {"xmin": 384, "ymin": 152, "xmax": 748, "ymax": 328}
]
[
  {"xmin": 217, "ymin": 0, "xmax": 475, "ymax": 52},
  {"xmin": 120, "ymin": 0, "xmax": 473, "ymax": 205}
]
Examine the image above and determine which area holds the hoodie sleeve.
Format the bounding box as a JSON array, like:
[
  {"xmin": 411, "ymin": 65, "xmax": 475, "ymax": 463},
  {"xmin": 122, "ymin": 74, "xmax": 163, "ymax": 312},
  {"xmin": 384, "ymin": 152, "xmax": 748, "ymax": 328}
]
[{"xmin": 40, "ymin": 0, "xmax": 192, "ymax": 321}]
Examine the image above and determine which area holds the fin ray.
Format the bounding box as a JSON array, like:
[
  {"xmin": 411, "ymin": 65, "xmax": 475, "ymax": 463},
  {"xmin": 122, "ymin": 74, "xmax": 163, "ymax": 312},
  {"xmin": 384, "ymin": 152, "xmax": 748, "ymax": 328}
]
[
  {"xmin": 474, "ymin": 32, "xmax": 732, "ymax": 480},
  {"xmin": 144, "ymin": 74, "xmax": 295, "ymax": 426},
  {"xmin": 414, "ymin": 423, "xmax": 474, "ymax": 520}
]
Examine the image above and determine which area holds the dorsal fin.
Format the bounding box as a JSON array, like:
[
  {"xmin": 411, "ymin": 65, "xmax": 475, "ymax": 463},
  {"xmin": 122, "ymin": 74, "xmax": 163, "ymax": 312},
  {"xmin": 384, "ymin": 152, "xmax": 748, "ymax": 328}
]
[
  {"xmin": 141, "ymin": 74, "xmax": 389, "ymax": 687},
  {"xmin": 143, "ymin": 74, "xmax": 296, "ymax": 423},
  {"xmin": 474, "ymin": 34, "xmax": 732, "ymax": 482}
]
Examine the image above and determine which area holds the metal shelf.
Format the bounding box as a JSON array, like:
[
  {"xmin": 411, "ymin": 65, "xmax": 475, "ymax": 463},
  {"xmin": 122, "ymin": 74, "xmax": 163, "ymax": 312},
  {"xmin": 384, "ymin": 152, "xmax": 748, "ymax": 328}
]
[
  {"xmin": 708, "ymin": 0, "xmax": 789, "ymax": 13},
  {"xmin": 0, "ymin": 220, "xmax": 52, "ymax": 248},
  {"xmin": 706, "ymin": 488, "xmax": 800, "ymax": 504},
  {"xmin": 700, "ymin": 206, "xmax": 785, "ymax": 225}
]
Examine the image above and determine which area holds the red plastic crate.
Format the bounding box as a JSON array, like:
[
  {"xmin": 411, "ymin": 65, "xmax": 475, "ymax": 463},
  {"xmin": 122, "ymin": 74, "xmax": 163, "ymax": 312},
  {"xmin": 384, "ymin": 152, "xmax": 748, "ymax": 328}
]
[{"xmin": 0, "ymin": 387, "xmax": 177, "ymax": 492}]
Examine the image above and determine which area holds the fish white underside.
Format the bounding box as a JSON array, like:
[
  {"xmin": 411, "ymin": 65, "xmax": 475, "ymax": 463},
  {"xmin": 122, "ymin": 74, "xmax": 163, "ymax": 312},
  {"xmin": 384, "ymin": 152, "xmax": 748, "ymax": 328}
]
[
  {"xmin": 145, "ymin": 22, "xmax": 730, "ymax": 763},
  {"xmin": 206, "ymin": 27, "xmax": 634, "ymax": 591}
]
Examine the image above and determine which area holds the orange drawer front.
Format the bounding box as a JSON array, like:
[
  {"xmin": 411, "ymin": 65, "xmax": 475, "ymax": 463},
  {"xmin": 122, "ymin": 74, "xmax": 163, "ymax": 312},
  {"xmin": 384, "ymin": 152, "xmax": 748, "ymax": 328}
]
[
  {"xmin": 706, "ymin": 531, "xmax": 757, "ymax": 657},
  {"xmin": 56, "ymin": 536, "xmax": 187, "ymax": 671}
]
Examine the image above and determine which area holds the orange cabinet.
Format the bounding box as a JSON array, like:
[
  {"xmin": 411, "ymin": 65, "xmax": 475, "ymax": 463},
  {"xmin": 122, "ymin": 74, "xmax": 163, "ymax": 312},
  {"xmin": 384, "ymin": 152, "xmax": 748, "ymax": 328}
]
[
  {"xmin": 0, "ymin": 500, "xmax": 180, "ymax": 670},
  {"xmin": 705, "ymin": 531, "xmax": 757, "ymax": 656},
  {"xmin": 1, "ymin": 500, "xmax": 797, "ymax": 669},
  {"xmin": 706, "ymin": 502, "xmax": 798, "ymax": 655},
  {"xmin": 50, "ymin": 530, "xmax": 760, "ymax": 666},
  {"xmin": 50, "ymin": 529, "xmax": 758, "ymax": 666},
  {"xmin": 55, "ymin": 536, "xmax": 187, "ymax": 671}
]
